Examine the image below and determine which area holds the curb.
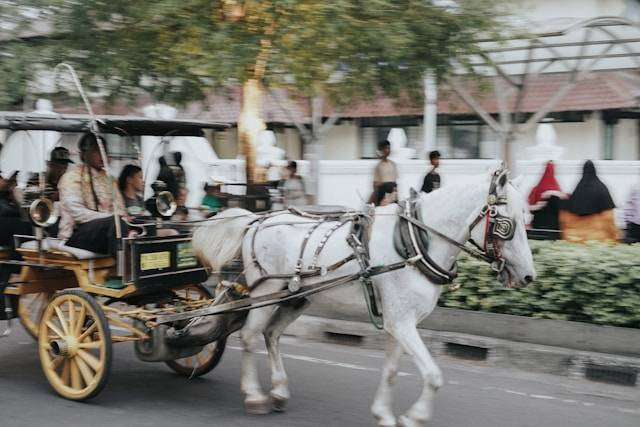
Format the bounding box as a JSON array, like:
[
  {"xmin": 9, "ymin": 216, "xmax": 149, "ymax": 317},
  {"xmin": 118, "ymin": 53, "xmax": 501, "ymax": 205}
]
[{"xmin": 284, "ymin": 315, "xmax": 640, "ymax": 387}]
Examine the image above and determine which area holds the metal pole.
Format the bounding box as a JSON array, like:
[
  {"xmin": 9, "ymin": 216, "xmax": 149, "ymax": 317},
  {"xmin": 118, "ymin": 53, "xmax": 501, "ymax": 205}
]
[{"xmin": 423, "ymin": 71, "xmax": 437, "ymax": 158}]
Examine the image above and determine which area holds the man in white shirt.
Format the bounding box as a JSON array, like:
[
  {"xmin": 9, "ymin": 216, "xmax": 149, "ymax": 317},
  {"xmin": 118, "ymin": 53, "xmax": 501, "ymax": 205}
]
[{"xmin": 370, "ymin": 140, "xmax": 398, "ymax": 204}]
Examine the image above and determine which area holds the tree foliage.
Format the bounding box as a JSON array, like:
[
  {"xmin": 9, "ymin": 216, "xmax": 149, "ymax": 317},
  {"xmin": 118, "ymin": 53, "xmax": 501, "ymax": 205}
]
[{"xmin": 10, "ymin": 0, "xmax": 508, "ymax": 106}]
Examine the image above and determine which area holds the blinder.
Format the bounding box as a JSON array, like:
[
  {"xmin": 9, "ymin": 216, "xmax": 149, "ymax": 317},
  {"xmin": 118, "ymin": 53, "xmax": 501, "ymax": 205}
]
[{"xmin": 492, "ymin": 216, "xmax": 516, "ymax": 241}]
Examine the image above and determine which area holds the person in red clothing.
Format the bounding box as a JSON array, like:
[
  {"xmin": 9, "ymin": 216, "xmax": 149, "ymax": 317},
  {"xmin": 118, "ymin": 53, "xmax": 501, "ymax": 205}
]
[{"xmin": 527, "ymin": 160, "xmax": 567, "ymax": 240}]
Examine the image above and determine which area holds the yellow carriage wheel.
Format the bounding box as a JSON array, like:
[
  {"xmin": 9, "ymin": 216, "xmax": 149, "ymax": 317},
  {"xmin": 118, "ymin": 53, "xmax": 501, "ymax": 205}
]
[
  {"xmin": 19, "ymin": 291, "xmax": 53, "ymax": 339},
  {"xmin": 38, "ymin": 290, "xmax": 112, "ymax": 401},
  {"xmin": 165, "ymin": 284, "xmax": 226, "ymax": 377}
]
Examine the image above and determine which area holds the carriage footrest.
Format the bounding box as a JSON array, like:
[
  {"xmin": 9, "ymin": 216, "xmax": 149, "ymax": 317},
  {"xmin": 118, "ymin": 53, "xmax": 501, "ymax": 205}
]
[{"xmin": 0, "ymin": 260, "xmax": 64, "ymax": 270}]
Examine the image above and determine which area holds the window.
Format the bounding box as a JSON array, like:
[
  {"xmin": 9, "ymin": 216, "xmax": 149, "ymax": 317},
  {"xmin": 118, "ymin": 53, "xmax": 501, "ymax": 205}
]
[
  {"xmin": 450, "ymin": 123, "xmax": 481, "ymax": 159},
  {"xmin": 603, "ymin": 122, "xmax": 615, "ymax": 160}
]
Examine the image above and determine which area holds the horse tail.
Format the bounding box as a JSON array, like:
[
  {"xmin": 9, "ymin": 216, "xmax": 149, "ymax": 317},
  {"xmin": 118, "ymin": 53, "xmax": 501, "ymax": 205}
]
[{"xmin": 192, "ymin": 208, "xmax": 257, "ymax": 271}]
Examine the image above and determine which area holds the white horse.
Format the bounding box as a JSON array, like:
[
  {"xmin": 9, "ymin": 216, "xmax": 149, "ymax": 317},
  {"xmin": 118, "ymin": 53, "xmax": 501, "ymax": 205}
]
[{"xmin": 192, "ymin": 170, "xmax": 535, "ymax": 426}]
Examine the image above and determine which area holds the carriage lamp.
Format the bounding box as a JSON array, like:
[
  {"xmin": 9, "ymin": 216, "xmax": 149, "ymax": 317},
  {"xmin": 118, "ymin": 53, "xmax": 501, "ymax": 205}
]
[
  {"xmin": 29, "ymin": 197, "xmax": 58, "ymax": 228},
  {"xmin": 146, "ymin": 180, "xmax": 177, "ymax": 219},
  {"xmin": 155, "ymin": 191, "xmax": 177, "ymax": 218}
]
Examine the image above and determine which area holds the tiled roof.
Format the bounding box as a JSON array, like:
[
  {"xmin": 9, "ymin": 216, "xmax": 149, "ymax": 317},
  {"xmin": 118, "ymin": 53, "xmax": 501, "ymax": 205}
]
[
  {"xmin": 48, "ymin": 71, "xmax": 640, "ymax": 123},
  {"xmin": 332, "ymin": 71, "xmax": 640, "ymax": 118},
  {"xmin": 179, "ymin": 87, "xmax": 310, "ymax": 124}
]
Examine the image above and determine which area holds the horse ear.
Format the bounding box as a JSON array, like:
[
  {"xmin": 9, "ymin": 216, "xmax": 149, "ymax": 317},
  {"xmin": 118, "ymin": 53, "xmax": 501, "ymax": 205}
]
[
  {"xmin": 409, "ymin": 187, "xmax": 418, "ymax": 199},
  {"xmin": 495, "ymin": 169, "xmax": 509, "ymax": 189},
  {"xmin": 511, "ymin": 175, "xmax": 524, "ymax": 189}
]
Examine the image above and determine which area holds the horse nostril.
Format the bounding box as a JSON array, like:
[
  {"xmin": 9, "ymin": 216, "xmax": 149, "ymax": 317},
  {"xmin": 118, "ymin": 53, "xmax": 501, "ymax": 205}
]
[{"xmin": 524, "ymin": 275, "xmax": 534, "ymax": 284}]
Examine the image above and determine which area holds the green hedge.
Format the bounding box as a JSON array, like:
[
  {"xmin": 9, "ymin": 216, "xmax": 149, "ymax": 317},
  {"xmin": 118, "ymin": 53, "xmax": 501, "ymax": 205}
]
[{"xmin": 438, "ymin": 240, "xmax": 640, "ymax": 328}]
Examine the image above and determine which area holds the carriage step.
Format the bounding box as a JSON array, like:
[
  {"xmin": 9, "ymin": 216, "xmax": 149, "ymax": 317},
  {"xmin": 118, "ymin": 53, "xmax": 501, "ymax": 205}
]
[{"xmin": 0, "ymin": 260, "xmax": 64, "ymax": 270}]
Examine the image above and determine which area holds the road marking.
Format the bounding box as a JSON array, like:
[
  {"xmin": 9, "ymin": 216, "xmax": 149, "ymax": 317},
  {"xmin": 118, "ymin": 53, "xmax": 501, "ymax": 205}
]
[
  {"xmin": 530, "ymin": 394, "xmax": 555, "ymax": 400},
  {"xmin": 227, "ymin": 345, "xmax": 412, "ymax": 377},
  {"xmin": 483, "ymin": 386, "xmax": 640, "ymax": 415},
  {"xmin": 504, "ymin": 389, "xmax": 527, "ymax": 396}
]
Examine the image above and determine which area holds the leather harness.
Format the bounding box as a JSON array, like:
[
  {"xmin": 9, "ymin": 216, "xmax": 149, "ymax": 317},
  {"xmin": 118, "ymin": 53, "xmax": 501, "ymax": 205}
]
[{"xmin": 237, "ymin": 168, "xmax": 517, "ymax": 330}]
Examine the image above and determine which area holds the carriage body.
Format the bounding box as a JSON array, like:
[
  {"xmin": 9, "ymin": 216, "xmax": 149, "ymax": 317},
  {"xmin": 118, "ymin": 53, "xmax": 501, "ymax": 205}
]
[{"xmin": 0, "ymin": 113, "xmax": 231, "ymax": 400}]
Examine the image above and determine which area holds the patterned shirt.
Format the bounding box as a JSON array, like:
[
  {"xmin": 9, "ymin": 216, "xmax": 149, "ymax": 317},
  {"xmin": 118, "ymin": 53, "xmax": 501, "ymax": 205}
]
[
  {"xmin": 57, "ymin": 165, "xmax": 125, "ymax": 239},
  {"xmin": 625, "ymin": 184, "xmax": 640, "ymax": 226}
]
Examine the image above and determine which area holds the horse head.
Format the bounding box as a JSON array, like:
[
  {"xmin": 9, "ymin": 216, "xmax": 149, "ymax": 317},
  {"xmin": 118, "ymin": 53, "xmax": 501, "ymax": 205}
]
[{"xmin": 469, "ymin": 169, "xmax": 536, "ymax": 288}]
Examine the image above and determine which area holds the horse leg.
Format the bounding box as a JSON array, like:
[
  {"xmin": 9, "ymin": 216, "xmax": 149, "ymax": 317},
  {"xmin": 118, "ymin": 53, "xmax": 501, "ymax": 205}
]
[
  {"xmin": 240, "ymin": 307, "xmax": 273, "ymax": 414},
  {"xmin": 263, "ymin": 299, "xmax": 310, "ymax": 412},
  {"xmin": 371, "ymin": 334, "xmax": 403, "ymax": 426},
  {"xmin": 393, "ymin": 323, "xmax": 443, "ymax": 427}
]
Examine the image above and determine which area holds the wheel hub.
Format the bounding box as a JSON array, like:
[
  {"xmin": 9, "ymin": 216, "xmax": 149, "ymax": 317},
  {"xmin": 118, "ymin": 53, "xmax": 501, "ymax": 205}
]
[{"xmin": 50, "ymin": 336, "xmax": 79, "ymax": 358}]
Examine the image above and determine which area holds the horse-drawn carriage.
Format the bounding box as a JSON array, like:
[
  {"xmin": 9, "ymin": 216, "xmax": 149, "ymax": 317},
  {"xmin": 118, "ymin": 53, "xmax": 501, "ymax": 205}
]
[
  {"xmin": 0, "ymin": 105, "xmax": 536, "ymax": 426},
  {"xmin": 0, "ymin": 112, "xmax": 232, "ymax": 400}
]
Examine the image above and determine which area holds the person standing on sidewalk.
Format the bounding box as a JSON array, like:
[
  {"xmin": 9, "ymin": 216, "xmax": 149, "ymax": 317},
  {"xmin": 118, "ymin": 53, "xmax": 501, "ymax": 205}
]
[
  {"xmin": 624, "ymin": 178, "xmax": 640, "ymax": 243},
  {"xmin": 370, "ymin": 140, "xmax": 398, "ymax": 204},
  {"xmin": 421, "ymin": 150, "xmax": 441, "ymax": 193},
  {"xmin": 559, "ymin": 160, "xmax": 618, "ymax": 243}
]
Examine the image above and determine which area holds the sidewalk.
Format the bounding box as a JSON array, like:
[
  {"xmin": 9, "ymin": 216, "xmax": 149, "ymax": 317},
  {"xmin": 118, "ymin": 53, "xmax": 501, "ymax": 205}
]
[{"xmin": 284, "ymin": 315, "xmax": 640, "ymax": 387}]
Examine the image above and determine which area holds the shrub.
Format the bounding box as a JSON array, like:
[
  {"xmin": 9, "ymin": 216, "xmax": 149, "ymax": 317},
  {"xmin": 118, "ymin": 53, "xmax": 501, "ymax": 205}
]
[{"xmin": 438, "ymin": 240, "xmax": 640, "ymax": 328}]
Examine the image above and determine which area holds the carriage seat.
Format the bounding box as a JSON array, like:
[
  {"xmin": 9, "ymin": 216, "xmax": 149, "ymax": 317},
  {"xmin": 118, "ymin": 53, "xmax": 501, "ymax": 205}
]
[
  {"xmin": 20, "ymin": 238, "xmax": 108, "ymax": 260},
  {"xmin": 289, "ymin": 205, "xmax": 356, "ymax": 218}
]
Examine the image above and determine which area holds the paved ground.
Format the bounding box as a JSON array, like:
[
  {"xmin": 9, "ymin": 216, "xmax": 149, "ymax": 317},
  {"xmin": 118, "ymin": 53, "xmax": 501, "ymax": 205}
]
[{"xmin": 1, "ymin": 326, "xmax": 639, "ymax": 427}]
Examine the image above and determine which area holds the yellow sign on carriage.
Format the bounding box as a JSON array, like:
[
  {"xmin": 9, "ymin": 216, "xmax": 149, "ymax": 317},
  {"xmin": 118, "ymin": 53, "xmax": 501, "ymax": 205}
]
[{"xmin": 140, "ymin": 251, "xmax": 171, "ymax": 271}]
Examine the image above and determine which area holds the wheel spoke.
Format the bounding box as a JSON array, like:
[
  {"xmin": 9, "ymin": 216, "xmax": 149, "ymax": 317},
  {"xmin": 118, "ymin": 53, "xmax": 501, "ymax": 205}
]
[
  {"xmin": 74, "ymin": 305, "xmax": 86, "ymax": 335},
  {"xmin": 77, "ymin": 341, "xmax": 103, "ymax": 350},
  {"xmin": 70, "ymin": 359, "xmax": 82, "ymax": 389},
  {"xmin": 61, "ymin": 360, "xmax": 70, "ymax": 386},
  {"xmin": 196, "ymin": 352, "xmax": 206, "ymax": 366},
  {"xmin": 53, "ymin": 305, "xmax": 70, "ymax": 335},
  {"xmin": 78, "ymin": 322, "xmax": 98, "ymax": 342},
  {"xmin": 75, "ymin": 356, "xmax": 94, "ymax": 387},
  {"xmin": 67, "ymin": 300, "xmax": 75, "ymax": 336},
  {"xmin": 76, "ymin": 349, "xmax": 101, "ymax": 372},
  {"xmin": 45, "ymin": 320, "xmax": 64, "ymax": 339},
  {"xmin": 49, "ymin": 355, "xmax": 64, "ymax": 370}
]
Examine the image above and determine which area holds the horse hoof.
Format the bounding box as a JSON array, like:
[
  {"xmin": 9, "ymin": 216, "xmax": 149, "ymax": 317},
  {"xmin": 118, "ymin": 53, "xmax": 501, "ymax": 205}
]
[
  {"xmin": 373, "ymin": 412, "xmax": 397, "ymax": 426},
  {"xmin": 398, "ymin": 415, "xmax": 426, "ymax": 427},
  {"xmin": 270, "ymin": 393, "xmax": 288, "ymax": 412},
  {"xmin": 245, "ymin": 397, "xmax": 271, "ymax": 415}
]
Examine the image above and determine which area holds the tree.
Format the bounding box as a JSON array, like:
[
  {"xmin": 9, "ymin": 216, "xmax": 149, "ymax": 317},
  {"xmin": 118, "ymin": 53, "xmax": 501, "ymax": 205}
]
[{"xmin": 12, "ymin": 0, "xmax": 508, "ymax": 183}]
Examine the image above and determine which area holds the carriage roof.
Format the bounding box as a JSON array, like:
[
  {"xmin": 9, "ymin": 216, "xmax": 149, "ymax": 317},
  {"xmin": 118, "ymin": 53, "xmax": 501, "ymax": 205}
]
[{"xmin": 0, "ymin": 112, "xmax": 229, "ymax": 137}]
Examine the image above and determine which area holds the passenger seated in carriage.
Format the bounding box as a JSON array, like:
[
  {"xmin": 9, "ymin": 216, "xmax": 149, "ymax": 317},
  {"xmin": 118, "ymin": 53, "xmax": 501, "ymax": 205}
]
[
  {"xmin": 118, "ymin": 164, "xmax": 146, "ymax": 217},
  {"xmin": 58, "ymin": 132, "xmax": 132, "ymax": 256},
  {"xmin": 0, "ymin": 172, "xmax": 33, "ymax": 249}
]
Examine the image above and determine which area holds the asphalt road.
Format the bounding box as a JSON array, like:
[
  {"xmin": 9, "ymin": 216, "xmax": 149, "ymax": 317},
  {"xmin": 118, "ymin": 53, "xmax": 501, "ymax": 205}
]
[{"xmin": 1, "ymin": 326, "xmax": 639, "ymax": 427}]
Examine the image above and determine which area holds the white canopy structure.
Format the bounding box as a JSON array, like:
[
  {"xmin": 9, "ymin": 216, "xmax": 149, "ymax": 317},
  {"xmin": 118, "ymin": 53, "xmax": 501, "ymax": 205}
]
[
  {"xmin": 446, "ymin": 16, "xmax": 640, "ymax": 167},
  {"xmin": 0, "ymin": 99, "xmax": 60, "ymax": 179}
]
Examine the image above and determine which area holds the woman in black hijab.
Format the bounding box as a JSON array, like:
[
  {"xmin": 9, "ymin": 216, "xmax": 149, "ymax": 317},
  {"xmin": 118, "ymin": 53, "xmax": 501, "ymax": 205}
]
[
  {"xmin": 564, "ymin": 160, "xmax": 615, "ymax": 215},
  {"xmin": 560, "ymin": 160, "xmax": 618, "ymax": 242}
]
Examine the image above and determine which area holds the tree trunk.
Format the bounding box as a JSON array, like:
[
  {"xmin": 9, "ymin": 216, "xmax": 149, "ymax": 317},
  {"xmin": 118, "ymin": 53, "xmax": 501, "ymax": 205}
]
[{"xmin": 238, "ymin": 79, "xmax": 266, "ymax": 184}]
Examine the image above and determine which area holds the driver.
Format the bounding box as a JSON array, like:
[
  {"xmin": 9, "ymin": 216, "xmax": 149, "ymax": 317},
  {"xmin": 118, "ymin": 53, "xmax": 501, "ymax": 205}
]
[{"xmin": 58, "ymin": 132, "xmax": 128, "ymax": 255}]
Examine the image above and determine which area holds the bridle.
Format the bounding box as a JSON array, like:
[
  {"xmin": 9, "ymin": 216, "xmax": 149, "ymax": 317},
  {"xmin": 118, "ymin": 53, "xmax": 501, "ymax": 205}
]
[
  {"xmin": 467, "ymin": 169, "xmax": 516, "ymax": 273},
  {"xmin": 397, "ymin": 168, "xmax": 516, "ymax": 281}
]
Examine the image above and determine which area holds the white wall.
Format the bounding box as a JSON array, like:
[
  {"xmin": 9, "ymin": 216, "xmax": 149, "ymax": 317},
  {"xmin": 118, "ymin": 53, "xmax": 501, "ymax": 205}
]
[
  {"xmin": 512, "ymin": 114, "xmax": 604, "ymax": 161},
  {"xmin": 614, "ymin": 119, "xmax": 639, "ymax": 160},
  {"xmin": 321, "ymin": 122, "xmax": 359, "ymax": 160},
  {"xmin": 203, "ymin": 158, "xmax": 640, "ymax": 228}
]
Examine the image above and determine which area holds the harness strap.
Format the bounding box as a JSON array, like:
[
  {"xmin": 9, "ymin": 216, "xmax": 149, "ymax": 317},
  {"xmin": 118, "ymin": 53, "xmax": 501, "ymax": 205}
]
[{"xmin": 398, "ymin": 213, "xmax": 492, "ymax": 265}]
